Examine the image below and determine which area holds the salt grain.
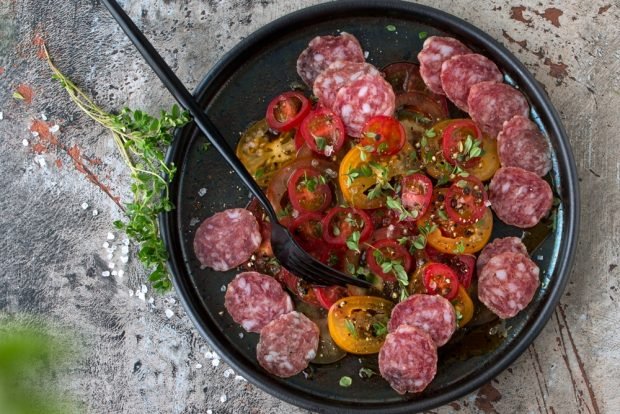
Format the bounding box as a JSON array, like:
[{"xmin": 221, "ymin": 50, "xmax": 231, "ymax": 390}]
[
  {"xmin": 219, "ymin": 394, "xmax": 227, "ymax": 403},
  {"xmin": 107, "ymin": 232, "xmax": 115, "ymax": 240},
  {"xmin": 204, "ymin": 351, "xmax": 214, "ymax": 359},
  {"xmin": 148, "ymin": 297, "xmax": 154, "ymax": 304},
  {"xmin": 22, "ymin": 139, "xmax": 28, "ymax": 146},
  {"xmin": 111, "ymin": 270, "xmax": 117, "ymax": 276},
  {"xmin": 102, "ymin": 242, "xmax": 109, "ymax": 248},
  {"xmin": 165, "ymin": 309, "xmax": 174, "ymax": 319},
  {"xmin": 41, "ymin": 113, "xmax": 47, "ymax": 121},
  {"xmin": 220, "ymin": 285, "xmax": 226, "ymax": 292},
  {"xmin": 211, "ymin": 358, "xmax": 220, "ymax": 367},
  {"xmin": 31, "ymin": 131, "xmax": 39, "ymax": 137},
  {"xmin": 207, "ymin": 410, "xmax": 212, "ymax": 414},
  {"xmin": 121, "ymin": 256, "xmax": 129, "ymax": 263},
  {"xmin": 198, "ymin": 188, "xmax": 207, "ymax": 197},
  {"xmin": 234, "ymin": 375, "xmax": 246, "ymax": 381},
  {"xmin": 129, "ymin": 290, "xmax": 134, "ymax": 297},
  {"xmin": 0, "ymin": 112, "xmax": 3, "ymax": 120},
  {"xmin": 223, "ymin": 368, "xmax": 234, "ymax": 378},
  {"xmin": 137, "ymin": 291, "xmax": 146, "ymax": 301},
  {"xmin": 101, "ymin": 271, "xmax": 110, "ymax": 277},
  {"xmin": 49, "ymin": 125, "xmax": 60, "ymax": 133},
  {"xmin": 108, "ymin": 262, "xmax": 115, "ymax": 269},
  {"xmin": 81, "ymin": 203, "xmax": 89, "ymax": 210},
  {"xmin": 92, "ymin": 209, "xmax": 98, "ymax": 216},
  {"xmin": 238, "ymin": 332, "xmax": 244, "ymax": 339},
  {"xmin": 123, "ymin": 238, "xmax": 129, "ymax": 245},
  {"xmin": 121, "ymin": 246, "xmax": 129, "ymax": 254},
  {"xmin": 141, "ymin": 284, "xmax": 147, "ymax": 294},
  {"xmin": 107, "ymin": 254, "xmax": 113, "ymax": 260},
  {"xmin": 195, "ymin": 363, "xmax": 202, "ymax": 369},
  {"xmin": 117, "ymin": 270, "xmax": 124, "ymax": 278}
]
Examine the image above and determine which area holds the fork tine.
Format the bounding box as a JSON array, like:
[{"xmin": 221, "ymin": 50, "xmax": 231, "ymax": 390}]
[
  {"xmin": 290, "ymin": 247, "xmax": 373, "ymax": 288},
  {"xmin": 286, "ymin": 253, "xmax": 339, "ymax": 286}
]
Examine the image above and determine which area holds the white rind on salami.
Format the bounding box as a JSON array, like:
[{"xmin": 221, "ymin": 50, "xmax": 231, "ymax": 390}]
[
  {"xmin": 387, "ymin": 294, "xmax": 456, "ymax": 347},
  {"xmin": 224, "ymin": 271, "xmax": 293, "ymax": 333},
  {"xmin": 296, "ymin": 32, "xmax": 365, "ymax": 87},
  {"xmin": 418, "ymin": 36, "xmax": 472, "ymax": 95},
  {"xmin": 497, "ymin": 115, "xmax": 552, "ymax": 177},
  {"xmin": 256, "ymin": 311, "xmax": 320, "ymax": 378},
  {"xmin": 379, "ymin": 325, "xmax": 438, "ymax": 394},
  {"xmin": 476, "ymin": 237, "xmax": 528, "ymax": 274},
  {"xmin": 440, "ymin": 53, "xmax": 503, "ymax": 112},
  {"xmin": 313, "ymin": 61, "xmax": 381, "ymax": 110},
  {"xmin": 193, "ymin": 208, "xmax": 261, "ymax": 271},
  {"xmin": 468, "ymin": 81, "xmax": 530, "ymax": 139},
  {"xmin": 332, "ymin": 75, "xmax": 396, "ymax": 137},
  {"xmin": 489, "ymin": 166, "xmax": 553, "ymax": 228},
  {"xmin": 478, "ymin": 251, "xmax": 540, "ymax": 319}
]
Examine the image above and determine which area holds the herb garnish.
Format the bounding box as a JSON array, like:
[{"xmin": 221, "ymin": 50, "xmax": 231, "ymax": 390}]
[
  {"xmin": 344, "ymin": 319, "xmax": 357, "ymax": 338},
  {"xmin": 372, "ymin": 321, "xmax": 388, "ymax": 337},
  {"xmin": 315, "ymin": 136, "xmax": 327, "ymax": 151},
  {"xmin": 346, "ymin": 230, "xmax": 361, "ymax": 252},
  {"xmin": 339, "ymin": 376, "xmax": 353, "ymax": 387}
]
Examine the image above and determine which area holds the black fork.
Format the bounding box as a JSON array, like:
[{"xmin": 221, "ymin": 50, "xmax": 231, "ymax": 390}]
[{"xmin": 101, "ymin": 0, "xmax": 373, "ymax": 288}]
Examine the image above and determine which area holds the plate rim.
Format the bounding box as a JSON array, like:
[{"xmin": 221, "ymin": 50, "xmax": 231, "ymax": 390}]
[{"xmin": 161, "ymin": 0, "xmax": 580, "ymax": 412}]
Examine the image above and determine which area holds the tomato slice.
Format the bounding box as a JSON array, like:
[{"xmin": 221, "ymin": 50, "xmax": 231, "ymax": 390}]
[
  {"xmin": 401, "ymin": 173, "xmax": 433, "ymax": 218},
  {"xmin": 301, "ymin": 108, "xmax": 346, "ymax": 156},
  {"xmin": 327, "ymin": 296, "xmax": 394, "ymax": 354},
  {"xmin": 425, "ymin": 246, "xmax": 476, "ymax": 289},
  {"xmin": 466, "ymin": 134, "xmax": 500, "ymax": 181},
  {"xmin": 382, "ymin": 62, "xmax": 427, "ymax": 94},
  {"xmin": 266, "ymin": 91, "xmax": 311, "ymax": 132},
  {"xmin": 366, "ymin": 239, "xmax": 413, "ymax": 282},
  {"xmin": 445, "ymin": 176, "xmax": 488, "ymax": 224},
  {"xmin": 441, "ymin": 119, "xmax": 483, "ymax": 168},
  {"xmin": 321, "ymin": 207, "xmax": 373, "ymax": 246},
  {"xmin": 451, "ymin": 285, "xmax": 474, "ymax": 327},
  {"xmin": 288, "ymin": 212, "xmax": 323, "ymax": 252},
  {"xmin": 314, "ymin": 285, "xmax": 348, "ymax": 310},
  {"xmin": 359, "ymin": 115, "xmax": 406, "ymax": 156},
  {"xmin": 276, "ymin": 267, "xmax": 322, "ymax": 307},
  {"xmin": 287, "ymin": 167, "xmax": 332, "ymax": 213},
  {"xmin": 423, "ymin": 262, "xmax": 459, "ymax": 300}
]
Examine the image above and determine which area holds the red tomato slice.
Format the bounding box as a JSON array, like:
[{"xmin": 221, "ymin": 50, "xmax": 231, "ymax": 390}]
[
  {"xmin": 294, "ymin": 127, "xmax": 305, "ymax": 150},
  {"xmin": 366, "ymin": 239, "xmax": 413, "ymax": 282},
  {"xmin": 287, "ymin": 167, "xmax": 332, "ymax": 213},
  {"xmin": 301, "ymin": 108, "xmax": 346, "ymax": 156},
  {"xmin": 445, "ymin": 176, "xmax": 488, "ymax": 224},
  {"xmin": 313, "ymin": 285, "xmax": 349, "ymax": 310},
  {"xmin": 441, "ymin": 119, "xmax": 483, "ymax": 167},
  {"xmin": 401, "ymin": 173, "xmax": 433, "ymax": 218},
  {"xmin": 423, "ymin": 262, "xmax": 459, "ymax": 300},
  {"xmin": 425, "ymin": 246, "xmax": 476, "ymax": 289},
  {"xmin": 395, "ymin": 91, "xmax": 449, "ymax": 123},
  {"xmin": 276, "ymin": 267, "xmax": 321, "ymax": 307},
  {"xmin": 382, "ymin": 62, "xmax": 426, "ymax": 94},
  {"xmin": 359, "ymin": 115, "xmax": 406, "ymax": 156},
  {"xmin": 288, "ymin": 212, "xmax": 324, "ymax": 252},
  {"xmin": 266, "ymin": 91, "xmax": 311, "ymax": 132},
  {"xmin": 322, "ymin": 207, "xmax": 373, "ymax": 246}
]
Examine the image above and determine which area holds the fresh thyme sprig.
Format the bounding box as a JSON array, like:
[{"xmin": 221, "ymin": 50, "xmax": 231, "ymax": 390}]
[{"xmin": 45, "ymin": 45, "xmax": 190, "ymax": 292}]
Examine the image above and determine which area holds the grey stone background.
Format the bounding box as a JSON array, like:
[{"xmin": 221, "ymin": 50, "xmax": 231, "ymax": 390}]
[{"xmin": 0, "ymin": 0, "xmax": 618, "ymax": 413}]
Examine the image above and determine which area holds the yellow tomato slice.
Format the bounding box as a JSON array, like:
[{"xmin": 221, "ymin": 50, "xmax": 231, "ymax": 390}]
[
  {"xmin": 235, "ymin": 119, "xmax": 296, "ymax": 188},
  {"xmin": 425, "ymin": 208, "xmax": 493, "ymax": 254},
  {"xmin": 327, "ymin": 296, "xmax": 394, "ymax": 355},
  {"xmin": 466, "ymin": 134, "xmax": 500, "ymax": 181},
  {"xmin": 451, "ymin": 285, "xmax": 474, "ymax": 327}
]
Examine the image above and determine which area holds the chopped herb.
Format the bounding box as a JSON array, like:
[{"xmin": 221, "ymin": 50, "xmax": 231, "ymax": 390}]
[
  {"xmin": 372, "ymin": 322, "xmax": 388, "ymax": 337},
  {"xmin": 315, "ymin": 137, "xmax": 327, "ymax": 151},
  {"xmin": 339, "ymin": 376, "xmax": 353, "ymax": 387},
  {"xmin": 327, "ymin": 253, "xmax": 340, "ymax": 266},
  {"xmin": 200, "ymin": 142, "xmax": 212, "ymax": 152},
  {"xmin": 453, "ymin": 240, "xmax": 465, "ymax": 254},
  {"xmin": 367, "ymin": 183, "xmax": 384, "ymax": 200},
  {"xmin": 358, "ymin": 367, "xmax": 377, "ymax": 379},
  {"xmin": 412, "ymin": 235, "xmax": 427, "ymax": 251},
  {"xmin": 277, "ymin": 204, "xmax": 293, "ymax": 219},
  {"xmin": 400, "ymin": 287, "xmax": 409, "ymax": 301},
  {"xmin": 386, "ymin": 196, "xmax": 417, "ymax": 221},
  {"xmin": 455, "ymin": 310, "xmax": 464, "ymax": 323},
  {"xmin": 344, "ymin": 319, "xmax": 357, "ymax": 338},
  {"xmin": 418, "ymin": 31, "xmax": 428, "ymax": 39},
  {"xmin": 12, "ymin": 91, "xmax": 25, "ymax": 100},
  {"xmin": 425, "ymin": 128, "xmax": 436, "ymax": 138},
  {"xmin": 386, "ymin": 24, "xmax": 397, "ymax": 32},
  {"xmin": 377, "ymin": 142, "xmax": 389, "ymax": 154},
  {"xmin": 254, "ymin": 167, "xmax": 265, "ymax": 179},
  {"xmin": 397, "ymin": 236, "xmax": 409, "ymax": 246},
  {"xmin": 346, "ymin": 230, "xmax": 361, "ymax": 252},
  {"xmin": 437, "ymin": 208, "xmax": 449, "ymax": 221},
  {"xmin": 300, "ymin": 173, "xmax": 319, "ymax": 192},
  {"xmin": 420, "ymin": 135, "xmax": 428, "ymax": 148},
  {"xmin": 332, "ymin": 225, "xmax": 341, "ymax": 236}
]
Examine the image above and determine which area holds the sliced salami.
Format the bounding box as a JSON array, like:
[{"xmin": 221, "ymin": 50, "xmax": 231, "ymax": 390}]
[
  {"xmin": 193, "ymin": 208, "xmax": 261, "ymax": 271},
  {"xmin": 497, "ymin": 115, "xmax": 552, "ymax": 176},
  {"xmin": 418, "ymin": 36, "xmax": 472, "ymax": 95},
  {"xmin": 476, "ymin": 237, "xmax": 528, "ymax": 274},
  {"xmin": 256, "ymin": 311, "xmax": 320, "ymax": 378},
  {"xmin": 379, "ymin": 325, "xmax": 438, "ymax": 394},
  {"xmin": 387, "ymin": 294, "xmax": 456, "ymax": 346},
  {"xmin": 478, "ymin": 251, "xmax": 540, "ymax": 319},
  {"xmin": 489, "ymin": 166, "xmax": 553, "ymax": 228},
  {"xmin": 440, "ymin": 54, "xmax": 503, "ymax": 112},
  {"xmin": 224, "ymin": 271, "xmax": 293, "ymax": 333},
  {"xmin": 332, "ymin": 76, "xmax": 396, "ymax": 137},
  {"xmin": 313, "ymin": 61, "xmax": 381, "ymax": 110},
  {"xmin": 296, "ymin": 32, "xmax": 365, "ymax": 87},
  {"xmin": 468, "ymin": 81, "xmax": 530, "ymax": 138}
]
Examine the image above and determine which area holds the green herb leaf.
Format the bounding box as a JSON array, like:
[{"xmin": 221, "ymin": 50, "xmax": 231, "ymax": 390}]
[
  {"xmin": 418, "ymin": 31, "xmax": 428, "ymax": 39},
  {"xmin": 358, "ymin": 367, "xmax": 377, "ymax": 379},
  {"xmin": 13, "ymin": 91, "xmax": 25, "ymax": 100},
  {"xmin": 339, "ymin": 376, "xmax": 353, "ymax": 387},
  {"xmin": 372, "ymin": 322, "xmax": 388, "ymax": 337},
  {"xmin": 344, "ymin": 319, "xmax": 357, "ymax": 338},
  {"xmin": 315, "ymin": 137, "xmax": 327, "ymax": 151},
  {"xmin": 453, "ymin": 240, "xmax": 465, "ymax": 254},
  {"xmin": 386, "ymin": 24, "xmax": 397, "ymax": 32},
  {"xmin": 346, "ymin": 231, "xmax": 361, "ymax": 252}
]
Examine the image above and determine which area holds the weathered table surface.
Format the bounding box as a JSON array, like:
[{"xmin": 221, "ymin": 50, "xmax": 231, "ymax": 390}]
[{"xmin": 1, "ymin": 0, "xmax": 618, "ymax": 413}]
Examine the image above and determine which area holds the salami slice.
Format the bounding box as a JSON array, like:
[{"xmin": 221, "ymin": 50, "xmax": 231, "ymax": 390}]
[
  {"xmin": 378, "ymin": 325, "xmax": 438, "ymax": 394},
  {"xmin": 313, "ymin": 61, "xmax": 381, "ymax": 110},
  {"xmin": 468, "ymin": 81, "xmax": 530, "ymax": 138},
  {"xmin": 497, "ymin": 115, "xmax": 552, "ymax": 176},
  {"xmin": 332, "ymin": 76, "xmax": 396, "ymax": 137},
  {"xmin": 478, "ymin": 252, "xmax": 540, "ymax": 319},
  {"xmin": 476, "ymin": 237, "xmax": 528, "ymax": 274},
  {"xmin": 193, "ymin": 208, "xmax": 261, "ymax": 271},
  {"xmin": 387, "ymin": 294, "xmax": 456, "ymax": 346},
  {"xmin": 440, "ymin": 54, "xmax": 503, "ymax": 112},
  {"xmin": 296, "ymin": 32, "xmax": 365, "ymax": 87},
  {"xmin": 418, "ymin": 36, "xmax": 472, "ymax": 95},
  {"xmin": 224, "ymin": 272, "xmax": 293, "ymax": 333},
  {"xmin": 489, "ymin": 166, "xmax": 553, "ymax": 228},
  {"xmin": 256, "ymin": 311, "xmax": 320, "ymax": 378}
]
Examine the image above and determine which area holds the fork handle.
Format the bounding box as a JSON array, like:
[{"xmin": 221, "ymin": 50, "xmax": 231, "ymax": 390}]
[{"xmin": 101, "ymin": 0, "xmax": 279, "ymax": 221}]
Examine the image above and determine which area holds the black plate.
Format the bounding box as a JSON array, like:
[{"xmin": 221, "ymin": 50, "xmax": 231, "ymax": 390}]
[{"xmin": 161, "ymin": 1, "xmax": 579, "ymax": 412}]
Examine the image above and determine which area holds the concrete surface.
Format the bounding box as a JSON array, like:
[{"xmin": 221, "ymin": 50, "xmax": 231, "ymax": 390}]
[{"xmin": 0, "ymin": 0, "xmax": 618, "ymax": 413}]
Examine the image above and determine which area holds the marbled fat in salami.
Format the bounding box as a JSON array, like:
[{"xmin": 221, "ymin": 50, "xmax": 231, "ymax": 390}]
[
  {"xmin": 468, "ymin": 81, "xmax": 530, "ymax": 138},
  {"xmin": 193, "ymin": 208, "xmax": 261, "ymax": 271},
  {"xmin": 313, "ymin": 61, "xmax": 381, "ymax": 110},
  {"xmin": 387, "ymin": 294, "xmax": 456, "ymax": 347},
  {"xmin": 476, "ymin": 237, "xmax": 528, "ymax": 274},
  {"xmin": 332, "ymin": 75, "xmax": 396, "ymax": 137},
  {"xmin": 296, "ymin": 32, "xmax": 365, "ymax": 87},
  {"xmin": 224, "ymin": 272, "xmax": 293, "ymax": 333},
  {"xmin": 379, "ymin": 325, "xmax": 438, "ymax": 394},
  {"xmin": 256, "ymin": 311, "xmax": 320, "ymax": 378},
  {"xmin": 497, "ymin": 115, "xmax": 552, "ymax": 176},
  {"xmin": 489, "ymin": 167, "xmax": 553, "ymax": 228},
  {"xmin": 478, "ymin": 252, "xmax": 540, "ymax": 319},
  {"xmin": 418, "ymin": 36, "xmax": 472, "ymax": 95},
  {"xmin": 440, "ymin": 53, "xmax": 503, "ymax": 112}
]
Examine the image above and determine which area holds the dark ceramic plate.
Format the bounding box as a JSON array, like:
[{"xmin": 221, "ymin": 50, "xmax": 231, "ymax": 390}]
[{"xmin": 161, "ymin": 1, "xmax": 579, "ymax": 412}]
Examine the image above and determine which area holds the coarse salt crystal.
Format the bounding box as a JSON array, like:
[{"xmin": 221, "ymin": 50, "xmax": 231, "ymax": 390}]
[
  {"xmin": 0, "ymin": 112, "xmax": 3, "ymax": 120},
  {"xmin": 198, "ymin": 188, "xmax": 207, "ymax": 197},
  {"xmin": 205, "ymin": 351, "xmax": 213, "ymax": 359},
  {"xmin": 220, "ymin": 285, "xmax": 226, "ymax": 292},
  {"xmin": 211, "ymin": 358, "xmax": 220, "ymax": 367},
  {"xmin": 195, "ymin": 363, "xmax": 202, "ymax": 369},
  {"xmin": 107, "ymin": 254, "xmax": 113, "ymax": 260},
  {"xmin": 121, "ymin": 246, "xmax": 129, "ymax": 254},
  {"xmin": 148, "ymin": 297, "xmax": 154, "ymax": 304},
  {"xmin": 111, "ymin": 270, "xmax": 117, "ymax": 276},
  {"xmin": 219, "ymin": 394, "xmax": 227, "ymax": 403},
  {"xmin": 234, "ymin": 375, "xmax": 246, "ymax": 381},
  {"xmin": 49, "ymin": 125, "xmax": 60, "ymax": 133},
  {"xmin": 31, "ymin": 131, "xmax": 39, "ymax": 137},
  {"xmin": 137, "ymin": 291, "xmax": 146, "ymax": 301},
  {"xmin": 207, "ymin": 410, "xmax": 212, "ymax": 414},
  {"xmin": 117, "ymin": 270, "xmax": 124, "ymax": 278},
  {"xmin": 129, "ymin": 290, "xmax": 134, "ymax": 297},
  {"xmin": 141, "ymin": 284, "xmax": 147, "ymax": 294},
  {"xmin": 22, "ymin": 139, "xmax": 28, "ymax": 146},
  {"xmin": 107, "ymin": 232, "xmax": 115, "ymax": 240},
  {"xmin": 101, "ymin": 271, "xmax": 110, "ymax": 277},
  {"xmin": 102, "ymin": 242, "xmax": 109, "ymax": 248},
  {"xmin": 223, "ymin": 368, "xmax": 234, "ymax": 378},
  {"xmin": 108, "ymin": 262, "xmax": 115, "ymax": 269},
  {"xmin": 238, "ymin": 332, "xmax": 244, "ymax": 339},
  {"xmin": 165, "ymin": 309, "xmax": 174, "ymax": 319},
  {"xmin": 123, "ymin": 238, "xmax": 129, "ymax": 245},
  {"xmin": 92, "ymin": 209, "xmax": 98, "ymax": 216},
  {"xmin": 81, "ymin": 203, "xmax": 89, "ymax": 210},
  {"xmin": 41, "ymin": 113, "xmax": 47, "ymax": 121},
  {"xmin": 35, "ymin": 156, "xmax": 46, "ymax": 167},
  {"xmin": 537, "ymin": 255, "xmax": 544, "ymax": 260},
  {"xmin": 121, "ymin": 256, "xmax": 129, "ymax": 263}
]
